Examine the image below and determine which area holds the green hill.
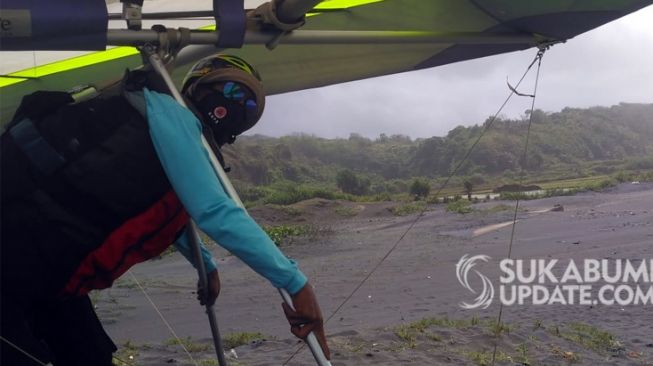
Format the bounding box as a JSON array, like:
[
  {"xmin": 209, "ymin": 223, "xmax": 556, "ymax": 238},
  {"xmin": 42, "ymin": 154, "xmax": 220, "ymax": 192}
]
[{"xmin": 221, "ymin": 103, "xmax": 653, "ymax": 204}]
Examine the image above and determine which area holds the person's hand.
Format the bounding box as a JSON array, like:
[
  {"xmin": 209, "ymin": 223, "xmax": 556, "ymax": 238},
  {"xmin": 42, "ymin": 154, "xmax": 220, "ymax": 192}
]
[
  {"xmin": 197, "ymin": 269, "xmax": 220, "ymax": 306},
  {"xmin": 281, "ymin": 283, "xmax": 331, "ymax": 360}
]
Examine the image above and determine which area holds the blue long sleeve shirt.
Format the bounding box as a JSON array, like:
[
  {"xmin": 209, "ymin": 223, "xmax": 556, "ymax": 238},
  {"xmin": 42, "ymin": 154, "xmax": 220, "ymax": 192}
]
[{"xmin": 143, "ymin": 89, "xmax": 307, "ymax": 294}]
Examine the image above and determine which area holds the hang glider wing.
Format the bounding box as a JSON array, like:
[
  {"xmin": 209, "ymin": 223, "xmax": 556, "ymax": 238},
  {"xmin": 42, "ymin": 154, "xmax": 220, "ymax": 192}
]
[
  {"xmin": 217, "ymin": 0, "xmax": 652, "ymax": 95},
  {"xmin": 1, "ymin": 0, "xmax": 651, "ymax": 127}
]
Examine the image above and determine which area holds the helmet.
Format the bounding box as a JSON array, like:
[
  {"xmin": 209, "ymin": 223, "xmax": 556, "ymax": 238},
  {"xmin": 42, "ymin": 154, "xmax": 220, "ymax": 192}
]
[{"xmin": 182, "ymin": 54, "xmax": 265, "ymax": 145}]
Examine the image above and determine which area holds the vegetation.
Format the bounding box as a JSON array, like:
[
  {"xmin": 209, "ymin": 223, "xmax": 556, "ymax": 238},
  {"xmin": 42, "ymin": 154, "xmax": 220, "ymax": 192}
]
[
  {"xmin": 165, "ymin": 336, "xmax": 211, "ymax": 353},
  {"xmin": 552, "ymin": 322, "xmax": 623, "ymax": 355},
  {"xmin": 258, "ymin": 182, "xmax": 343, "ymax": 205},
  {"xmin": 263, "ymin": 224, "xmax": 311, "ymax": 246},
  {"xmin": 393, "ymin": 316, "xmax": 509, "ymax": 350},
  {"xmin": 334, "ymin": 205, "xmax": 360, "ymax": 217},
  {"xmin": 463, "ymin": 180, "xmax": 474, "ymax": 200},
  {"xmin": 390, "ymin": 201, "xmax": 426, "ymax": 216},
  {"xmin": 384, "ymin": 317, "xmax": 629, "ymax": 366},
  {"xmin": 462, "ymin": 349, "xmax": 511, "ymax": 365},
  {"xmin": 219, "ymin": 103, "xmax": 653, "ymax": 206},
  {"xmin": 336, "ymin": 169, "xmax": 371, "ymax": 195},
  {"xmin": 113, "ymin": 340, "xmax": 147, "ymax": 365},
  {"xmin": 223, "ymin": 332, "xmax": 268, "ymax": 349},
  {"xmin": 446, "ymin": 200, "xmax": 473, "ymax": 214},
  {"xmin": 409, "ymin": 178, "xmax": 431, "ymax": 199}
]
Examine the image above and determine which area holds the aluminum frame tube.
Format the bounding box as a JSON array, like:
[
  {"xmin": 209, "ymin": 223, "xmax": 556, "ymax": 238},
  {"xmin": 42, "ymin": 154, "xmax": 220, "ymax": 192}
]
[
  {"xmin": 107, "ymin": 29, "xmax": 539, "ymax": 46},
  {"xmin": 108, "ymin": 10, "xmax": 215, "ymax": 20},
  {"xmin": 279, "ymin": 289, "xmax": 332, "ymax": 366},
  {"xmin": 147, "ymin": 47, "xmax": 229, "ymax": 366},
  {"xmin": 274, "ymin": 0, "xmax": 324, "ymax": 23}
]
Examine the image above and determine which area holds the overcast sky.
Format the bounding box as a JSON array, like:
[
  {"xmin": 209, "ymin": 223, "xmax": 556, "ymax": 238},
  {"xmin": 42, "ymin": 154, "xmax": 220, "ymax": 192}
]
[{"xmin": 249, "ymin": 5, "xmax": 653, "ymax": 139}]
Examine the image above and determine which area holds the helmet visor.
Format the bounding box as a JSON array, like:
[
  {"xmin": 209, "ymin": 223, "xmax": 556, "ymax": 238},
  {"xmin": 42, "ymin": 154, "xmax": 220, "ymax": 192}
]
[{"xmin": 192, "ymin": 81, "xmax": 259, "ymax": 145}]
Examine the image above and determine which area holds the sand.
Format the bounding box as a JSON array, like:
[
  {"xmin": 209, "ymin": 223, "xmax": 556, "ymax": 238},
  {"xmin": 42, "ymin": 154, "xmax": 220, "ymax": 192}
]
[{"xmin": 96, "ymin": 183, "xmax": 653, "ymax": 365}]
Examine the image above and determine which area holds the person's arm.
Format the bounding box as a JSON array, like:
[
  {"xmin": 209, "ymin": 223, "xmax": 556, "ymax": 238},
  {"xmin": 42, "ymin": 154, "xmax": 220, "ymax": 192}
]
[
  {"xmin": 174, "ymin": 233, "xmax": 221, "ymax": 306},
  {"xmin": 144, "ymin": 89, "xmax": 329, "ymax": 359},
  {"xmin": 173, "ymin": 234, "xmax": 217, "ymax": 273},
  {"xmin": 144, "ymin": 89, "xmax": 306, "ymax": 294}
]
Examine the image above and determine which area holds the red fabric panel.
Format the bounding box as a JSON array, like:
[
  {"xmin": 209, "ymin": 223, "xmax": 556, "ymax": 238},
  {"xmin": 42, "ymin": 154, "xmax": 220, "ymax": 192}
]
[{"xmin": 63, "ymin": 190, "xmax": 189, "ymax": 296}]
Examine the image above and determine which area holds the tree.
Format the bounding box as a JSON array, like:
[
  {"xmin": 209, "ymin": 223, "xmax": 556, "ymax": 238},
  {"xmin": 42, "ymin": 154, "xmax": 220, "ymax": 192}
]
[
  {"xmin": 336, "ymin": 169, "xmax": 370, "ymax": 195},
  {"xmin": 410, "ymin": 179, "xmax": 430, "ymax": 200},
  {"xmin": 463, "ymin": 180, "xmax": 473, "ymax": 201},
  {"xmin": 241, "ymin": 160, "xmax": 271, "ymax": 185}
]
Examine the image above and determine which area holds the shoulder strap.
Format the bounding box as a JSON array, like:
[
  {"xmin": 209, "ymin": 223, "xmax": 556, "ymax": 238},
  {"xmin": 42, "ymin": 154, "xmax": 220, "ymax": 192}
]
[
  {"xmin": 9, "ymin": 118, "xmax": 66, "ymax": 175},
  {"xmin": 7, "ymin": 91, "xmax": 73, "ymax": 130},
  {"xmin": 3, "ymin": 91, "xmax": 74, "ymax": 175}
]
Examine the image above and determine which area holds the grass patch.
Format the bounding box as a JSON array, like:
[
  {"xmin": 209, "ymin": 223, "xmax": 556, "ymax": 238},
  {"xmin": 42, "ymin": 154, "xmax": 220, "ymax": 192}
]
[
  {"xmin": 550, "ymin": 345, "xmax": 581, "ymax": 363},
  {"xmin": 462, "ymin": 349, "xmax": 511, "ymax": 365},
  {"xmin": 446, "ymin": 200, "xmax": 473, "ymax": 214},
  {"xmin": 335, "ymin": 205, "xmax": 360, "ymax": 217},
  {"xmin": 536, "ymin": 175, "xmax": 613, "ymax": 190},
  {"xmin": 269, "ymin": 204, "xmax": 302, "ymax": 217},
  {"xmin": 499, "ymin": 188, "xmax": 578, "ymax": 200},
  {"xmin": 263, "ymin": 224, "xmax": 330, "ymax": 246},
  {"xmin": 262, "ymin": 184, "xmax": 344, "ymax": 205},
  {"xmin": 397, "ymin": 316, "xmax": 484, "ymax": 333},
  {"xmin": 263, "ymin": 224, "xmax": 310, "ymax": 246},
  {"xmin": 487, "ymin": 320, "xmax": 512, "ymax": 337},
  {"xmin": 198, "ymin": 360, "xmax": 219, "ymax": 366},
  {"xmin": 500, "ymin": 177, "xmax": 617, "ymax": 201},
  {"xmin": 394, "ymin": 325, "xmax": 418, "ymax": 348},
  {"xmin": 421, "ymin": 316, "xmax": 479, "ymax": 329},
  {"xmin": 114, "ymin": 278, "xmax": 138, "ymax": 289},
  {"xmin": 197, "ymin": 360, "xmax": 248, "ymax": 366},
  {"xmin": 165, "ymin": 336, "xmax": 211, "ymax": 353},
  {"xmin": 533, "ymin": 318, "xmax": 543, "ymax": 330},
  {"xmin": 553, "ymin": 322, "xmax": 623, "ymax": 355},
  {"xmin": 390, "ymin": 201, "xmax": 426, "ymax": 216},
  {"xmin": 584, "ymin": 178, "xmax": 617, "ymax": 191},
  {"xmin": 223, "ymin": 332, "xmax": 267, "ymax": 349},
  {"xmin": 113, "ymin": 340, "xmax": 151, "ymax": 365},
  {"xmin": 394, "ymin": 316, "xmax": 487, "ymax": 348},
  {"xmin": 90, "ymin": 290, "xmax": 102, "ymax": 306},
  {"xmin": 515, "ymin": 342, "xmax": 530, "ymax": 364}
]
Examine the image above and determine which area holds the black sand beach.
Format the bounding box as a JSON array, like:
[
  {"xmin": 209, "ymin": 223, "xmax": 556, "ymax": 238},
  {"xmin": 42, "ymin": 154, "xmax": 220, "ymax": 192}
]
[{"xmin": 98, "ymin": 183, "xmax": 653, "ymax": 365}]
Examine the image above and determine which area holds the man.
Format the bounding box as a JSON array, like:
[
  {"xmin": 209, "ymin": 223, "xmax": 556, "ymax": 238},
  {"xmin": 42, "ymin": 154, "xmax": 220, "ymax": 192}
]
[{"xmin": 0, "ymin": 54, "xmax": 330, "ymax": 365}]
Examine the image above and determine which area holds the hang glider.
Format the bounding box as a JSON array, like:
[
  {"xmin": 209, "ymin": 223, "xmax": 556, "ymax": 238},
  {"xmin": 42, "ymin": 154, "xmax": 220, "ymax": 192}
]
[{"xmin": 1, "ymin": 0, "xmax": 651, "ymax": 128}]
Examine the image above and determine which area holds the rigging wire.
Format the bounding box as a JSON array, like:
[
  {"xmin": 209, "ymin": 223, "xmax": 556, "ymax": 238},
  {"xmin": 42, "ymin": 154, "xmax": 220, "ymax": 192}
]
[
  {"xmin": 0, "ymin": 336, "xmax": 50, "ymax": 366},
  {"xmin": 283, "ymin": 49, "xmax": 547, "ymax": 365},
  {"xmin": 0, "ymin": 272, "xmax": 202, "ymax": 366},
  {"xmin": 128, "ymin": 271, "xmax": 200, "ymax": 366},
  {"xmin": 0, "ymin": 48, "xmax": 548, "ymax": 366},
  {"xmin": 491, "ymin": 47, "xmax": 546, "ymax": 365},
  {"xmin": 1, "ymin": 326, "xmax": 137, "ymax": 366}
]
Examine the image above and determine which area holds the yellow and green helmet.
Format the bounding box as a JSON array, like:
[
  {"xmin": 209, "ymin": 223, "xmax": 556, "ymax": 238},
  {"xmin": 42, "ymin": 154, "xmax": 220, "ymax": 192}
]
[{"xmin": 182, "ymin": 54, "xmax": 265, "ymax": 145}]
